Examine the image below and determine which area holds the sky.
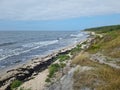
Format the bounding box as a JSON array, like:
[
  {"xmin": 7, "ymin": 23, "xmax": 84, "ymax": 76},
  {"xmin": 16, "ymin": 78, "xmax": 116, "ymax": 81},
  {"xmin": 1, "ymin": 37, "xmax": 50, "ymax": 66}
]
[{"xmin": 0, "ymin": 0, "xmax": 120, "ymax": 31}]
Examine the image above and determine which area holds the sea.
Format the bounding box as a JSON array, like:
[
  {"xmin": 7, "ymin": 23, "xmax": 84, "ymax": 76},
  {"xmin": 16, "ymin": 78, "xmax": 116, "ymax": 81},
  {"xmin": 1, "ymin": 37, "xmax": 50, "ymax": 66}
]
[{"xmin": 0, "ymin": 31, "xmax": 89, "ymax": 70}]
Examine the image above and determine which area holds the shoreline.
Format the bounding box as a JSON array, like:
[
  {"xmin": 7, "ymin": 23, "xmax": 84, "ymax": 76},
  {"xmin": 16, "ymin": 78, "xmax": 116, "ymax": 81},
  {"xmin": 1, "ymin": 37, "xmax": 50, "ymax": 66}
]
[
  {"xmin": 0, "ymin": 36, "xmax": 87, "ymax": 74},
  {"xmin": 0, "ymin": 42, "xmax": 78, "ymax": 74},
  {"xmin": 0, "ymin": 37, "xmax": 88, "ymax": 73},
  {"xmin": 0, "ymin": 32, "xmax": 91, "ymax": 90}
]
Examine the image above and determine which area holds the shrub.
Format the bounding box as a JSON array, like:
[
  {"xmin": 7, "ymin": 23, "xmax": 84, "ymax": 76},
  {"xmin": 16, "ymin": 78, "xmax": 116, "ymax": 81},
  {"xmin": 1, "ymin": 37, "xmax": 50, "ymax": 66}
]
[
  {"xmin": 45, "ymin": 78, "xmax": 51, "ymax": 82},
  {"xmin": 70, "ymin": 45, "xmax": 82, "ymax": 55},
  {"xmin": 58, "ymin": 54, "xmax": 70, "ymax": 62},
  {"xmin": 60, "ymin": 62, "xmax": 66, "ymax": 68},
  {"xmin": 10, "ymin": 80, "xmax": 22, "ymax": 90},
  {"xmin": 48, "ymin": 63, "xmax": 60, "ymax": 78},
  {"xmin": 20, "ymin": 87, "xmax": 31, "ymax": 90}
]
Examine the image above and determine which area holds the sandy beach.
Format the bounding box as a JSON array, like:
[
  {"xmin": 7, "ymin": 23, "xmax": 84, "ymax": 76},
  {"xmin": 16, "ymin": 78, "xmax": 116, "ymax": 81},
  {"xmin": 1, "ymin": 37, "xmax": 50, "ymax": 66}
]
[
  {"xmin": 18, "ymin": 69, "xmax": 49, "ymax": 90},
  {"xmin": 0, "ymin": 35, "xmax": 91, "ymax": 90}
]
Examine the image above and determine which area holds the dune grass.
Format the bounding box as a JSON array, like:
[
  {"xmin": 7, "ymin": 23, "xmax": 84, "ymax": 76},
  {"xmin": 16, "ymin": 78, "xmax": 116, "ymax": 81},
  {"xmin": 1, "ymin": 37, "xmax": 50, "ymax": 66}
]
[
  {"xmin": 57, "ymin": 54, "xmax": 70, "ymax": 62},
  {"xmin": 72, "ymin": 52, "xmax": 120, "ymax": 90},
  {"xmin": 95, "ymin": 66, "xmax": 120, "ymax": 90},
  {"xmin": 87, "ymin": 27, "xmax": 120, "ymax": 58},
  {"xmin": 71, "ymin": 52, "xmax": 99, "ymax": 67},
  {"xmin": 73, "ymin": 64, "xmax": 120, "ymax": 90},
  {"xmin": 48, "ymin": 63, "xmax": 60, "ymax": 78},
  {"xmin": 45, "ymin": 62, "xmax": 66, "ymax": 83},
  {"xmin": 70, "ymin": 44, "xmax": 81, "ymax": 55},
  {"xmin": 63, "ymin": 25, "xmax": 120, "ymax": 90},
  {"xmin": 73, "ymin": 69, "xmax": 98, "ymax": 90}
]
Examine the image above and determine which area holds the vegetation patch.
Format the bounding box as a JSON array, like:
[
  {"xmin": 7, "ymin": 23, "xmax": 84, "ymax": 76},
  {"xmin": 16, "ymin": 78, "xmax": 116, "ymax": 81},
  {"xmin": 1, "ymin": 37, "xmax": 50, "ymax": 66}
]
[
  {"xmin": 73, "ymin": 69, "xmax": 99, "ymax": 90},
  {"xmin": 70, "ymin": 44, "xmax": 82, "ymax": 55},
  {"xmin": 48, "ymin": 63, "xmax": 60, "ymax": 78},
  {"xmin": 19, "ymin": 87, "xmax": 31, "ymax": 90},
  {"xmin": 95, "ymin": 66, "xmax": 120, "ymax": 90},
  {"xmin": 85, "ymin": 25, "xmax": 120, "ymax": 34},
  {"xmin": 10, "ymin": 80, "xmax": 23, "ymax": 90},
  {"xmin": 45, "ymin": 62, "xmax": 66, "ymax": 83},
  {"xmin": 45, "ymin": 78, "xmax": 51, "ymax": 83},
  {"xmin": 59, "ymin": 62, "xmax": 66, "ymax": 68},
  {"xmin": 72, "ymin": 53, "xmax": 120, "ymax": 90},
  {"xmin": 86, "ymin": 25, "xmax": 120, "ymax": 58},
  {"xmin": 72, "ymin": 28, "xmax": 120, "ymax": 89},
  {"xmin": 57, "ymin": 54, "xmax": 70, "ymax": 62},
  {"xmin": 71, "ymin": 52, "xmax": 99, "ymax": 67}
]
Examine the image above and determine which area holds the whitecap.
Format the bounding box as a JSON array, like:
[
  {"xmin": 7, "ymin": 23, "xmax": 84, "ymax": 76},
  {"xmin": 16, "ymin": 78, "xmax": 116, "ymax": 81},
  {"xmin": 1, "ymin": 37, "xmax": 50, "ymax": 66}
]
[
  {"xmin": 0, "ymin": 40, "xmax": 59, "ymax": 61},
  {"xmin": 70, "ymin": 33, "xmax": 84, "ymax": 38},
  {"xmin": 22, "ymin": 40, "xmax": 58, "ymax": 48}
]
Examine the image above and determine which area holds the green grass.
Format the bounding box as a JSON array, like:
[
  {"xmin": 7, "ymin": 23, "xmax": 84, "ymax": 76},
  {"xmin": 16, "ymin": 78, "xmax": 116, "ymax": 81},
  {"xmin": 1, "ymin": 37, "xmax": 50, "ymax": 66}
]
[
  {"xmin": 45, "ymin": 62, "xmax": 66, "ymax": 83},
  {"xmin": 47, "ymin": 62, "xmax": 66, "ymax": 78},
  {"xmin": 60, "ymin": 62, "xmax": 66, "ymax": 68},
  {"xmin": 86, "ymin": 26, "xmax": 120, "ymax": 58},
  {"xmin": 73, "ymin": 25, "xmax": 120, "ymax": 90},
  {"xmin": 10, "ymin": 80, "xmax": 23, "ymax": 90},
  {"xmin": 70, "ymin": 44, "xmax": 81, "ymax": 55},
  {"xmin": 48, "ymin": 63, "xmax": 60, "ymax": 78},
  {"xmin": 85, "ymin": 25, "xmax": 120, "ymax": 34},
  {"xmin": 45, "ymin": 78, "xmax": 51, "ymax": 83},
  {"xmin": 57, "ymin": 54, "xmax": 70, "ymax": 62}
]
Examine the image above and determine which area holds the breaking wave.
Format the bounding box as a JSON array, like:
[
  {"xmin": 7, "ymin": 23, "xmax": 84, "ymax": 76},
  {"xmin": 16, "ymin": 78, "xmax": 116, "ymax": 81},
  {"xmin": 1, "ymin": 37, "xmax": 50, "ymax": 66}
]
[
  {"xmin": 22, "ymin": 40, "xmax": 58, "ymax": 48},
  {"xmin": 0, "ymin": 40, "xmax": 58, "ymax": 61}
]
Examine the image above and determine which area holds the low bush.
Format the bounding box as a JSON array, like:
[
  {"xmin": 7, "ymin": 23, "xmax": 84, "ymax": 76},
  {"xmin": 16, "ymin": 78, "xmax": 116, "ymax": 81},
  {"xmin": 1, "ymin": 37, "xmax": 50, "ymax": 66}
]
[
  {"xmin": 45, "ymin": 78, "xmax": 51, "ymax": 82},
  {"xmin": 10, "ymin": 80, "xmax": 22, "ymax": 90},
  {"xmin": 60, "ymin": 62, "xmax": 66, "ymax": 68},
  {"xmin": 48, "ymin": 63, "xmax": 60, "ymax": 78},
  {"xmin": 57, "ymin": 54, "xmax": 70, "ymax": 62},
  {"xmin": 70, "ymin": 46, "xmax": 81, "ymax": 55}
]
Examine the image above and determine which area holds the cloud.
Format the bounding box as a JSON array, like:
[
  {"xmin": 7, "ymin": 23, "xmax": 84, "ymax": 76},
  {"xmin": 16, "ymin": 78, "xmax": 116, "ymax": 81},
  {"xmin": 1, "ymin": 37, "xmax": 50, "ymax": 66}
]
[{"xmin": 0, "ymin": 0, "xmax": 120, "ymax": 20}]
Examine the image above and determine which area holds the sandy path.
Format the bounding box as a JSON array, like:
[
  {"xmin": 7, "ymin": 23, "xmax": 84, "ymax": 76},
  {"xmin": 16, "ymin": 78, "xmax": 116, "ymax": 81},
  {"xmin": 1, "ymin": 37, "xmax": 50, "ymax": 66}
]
[{"xmin": 18, "ymin": 69, "xmax": 48, "ymax": 90}]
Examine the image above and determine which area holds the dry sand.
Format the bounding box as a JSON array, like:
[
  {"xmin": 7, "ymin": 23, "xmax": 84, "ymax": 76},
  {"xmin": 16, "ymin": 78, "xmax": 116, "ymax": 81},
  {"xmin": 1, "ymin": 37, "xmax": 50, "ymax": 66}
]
[{"xmin": 18, "ymin": 69, "xmax": 48, "ymax": 90}]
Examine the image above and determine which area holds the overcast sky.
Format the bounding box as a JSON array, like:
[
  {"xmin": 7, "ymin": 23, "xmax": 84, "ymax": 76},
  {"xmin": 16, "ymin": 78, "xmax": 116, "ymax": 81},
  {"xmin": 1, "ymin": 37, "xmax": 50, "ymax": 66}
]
[{"xmin": 0, "ymin": 0, "xmax": 120, "ymax": 30}]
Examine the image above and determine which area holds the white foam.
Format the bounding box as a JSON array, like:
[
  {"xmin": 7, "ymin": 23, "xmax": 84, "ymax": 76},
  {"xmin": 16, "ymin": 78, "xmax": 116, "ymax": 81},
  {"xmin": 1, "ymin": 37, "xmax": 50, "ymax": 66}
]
[
  {"xmin": 0, "ymin": 40, "xmax": 59, "ymax": 61},
  {"xmin": 70, "ymin": 33, "xmax": 84, "ymax": 38},
  {"xmin": 22, "ymin": 40, "xmax": 58, "ymax": 48}
]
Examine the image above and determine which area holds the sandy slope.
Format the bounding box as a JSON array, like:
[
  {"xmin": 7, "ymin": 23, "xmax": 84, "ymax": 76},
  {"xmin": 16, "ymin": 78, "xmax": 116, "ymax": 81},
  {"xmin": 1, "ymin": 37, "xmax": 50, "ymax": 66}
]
[{"xmin": 18, "ymin": 69, "xmax": 48, "ymax": 90}]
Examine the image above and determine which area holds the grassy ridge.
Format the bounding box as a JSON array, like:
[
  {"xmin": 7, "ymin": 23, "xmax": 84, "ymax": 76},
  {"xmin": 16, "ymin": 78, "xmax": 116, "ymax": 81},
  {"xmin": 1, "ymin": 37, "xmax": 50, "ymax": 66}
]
[
  {"xmin": 72, "ymin": 25, "xmax": 120, "ymax": 90},
  {"xmin": 85, "ymin": 25, "xmax": 120, "ymax": 33},
  {"xmin": 86, "ymin": 25, "xmax": 120, "ymax": 58},
  {"xmin": 72, "ymin": 52, "xmax": 120, "ymax": 90}
]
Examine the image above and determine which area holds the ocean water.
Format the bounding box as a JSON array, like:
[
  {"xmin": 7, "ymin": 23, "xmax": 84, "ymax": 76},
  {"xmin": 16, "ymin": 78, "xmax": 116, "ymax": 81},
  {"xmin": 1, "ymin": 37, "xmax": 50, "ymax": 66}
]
[{"xmin": 0, "ymin": 31, "xmax": 88, "ymax": 69}]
